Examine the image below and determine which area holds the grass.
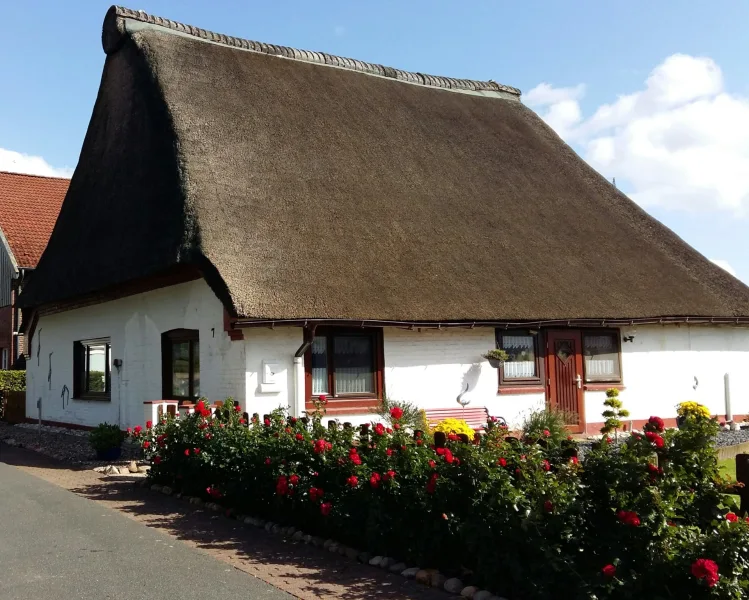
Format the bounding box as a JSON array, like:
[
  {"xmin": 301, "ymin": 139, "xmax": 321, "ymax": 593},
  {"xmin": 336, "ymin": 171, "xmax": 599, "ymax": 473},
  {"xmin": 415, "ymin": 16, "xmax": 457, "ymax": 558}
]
[{"xmin": 719, "ymin": 457, "xmax": 737, "ymax": 481}]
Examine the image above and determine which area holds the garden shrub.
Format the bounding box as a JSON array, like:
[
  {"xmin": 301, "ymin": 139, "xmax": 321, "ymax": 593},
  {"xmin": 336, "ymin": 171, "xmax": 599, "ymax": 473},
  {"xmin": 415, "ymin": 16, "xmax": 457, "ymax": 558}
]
[
  {"xmin": 131, "ymin": 403, "xmax": 749, "ymax": 599},
  {"xmin": 0, "ymin": 369, "xmax": 25, "ymax": 392}
]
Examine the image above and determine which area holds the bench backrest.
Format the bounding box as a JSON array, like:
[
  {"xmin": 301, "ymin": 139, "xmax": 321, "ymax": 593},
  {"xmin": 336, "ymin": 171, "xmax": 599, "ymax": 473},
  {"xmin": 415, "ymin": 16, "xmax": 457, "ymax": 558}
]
[{"xmin": 425, "ymin": 406, "xmax": 489, "ymax": 431}]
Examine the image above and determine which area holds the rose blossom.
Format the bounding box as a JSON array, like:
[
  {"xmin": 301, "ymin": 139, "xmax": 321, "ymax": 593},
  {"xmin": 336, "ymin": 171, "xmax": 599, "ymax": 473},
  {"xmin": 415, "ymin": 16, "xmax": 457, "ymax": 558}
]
[
  {"xmin": 146, "ymin": 420, "xmax": 153, "ymax": 429},
  {"xmin": 602, "ymin": 564, "xmax": 616, "ymax": 578},
  {"xmin": 691, "ymin": 558, "xmax": 719, "ymax": 587},
  {"xmin": 347, "ymin": 475, "xmax": 358, "ymax": 487},
  {"xmin": 320, "ymin": 502, "xmax": 332, "ymax": 516},
  {"xmin": 390, "ymin": 406, "xmax": 404, "ymax": 420}
]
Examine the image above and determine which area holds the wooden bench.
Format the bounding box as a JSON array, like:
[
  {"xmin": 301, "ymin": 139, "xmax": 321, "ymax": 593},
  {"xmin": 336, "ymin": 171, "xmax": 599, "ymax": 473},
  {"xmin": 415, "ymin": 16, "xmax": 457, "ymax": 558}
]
[{"xmin": 424, "ymin": 406, "xmax": 491, "ymax": 432}]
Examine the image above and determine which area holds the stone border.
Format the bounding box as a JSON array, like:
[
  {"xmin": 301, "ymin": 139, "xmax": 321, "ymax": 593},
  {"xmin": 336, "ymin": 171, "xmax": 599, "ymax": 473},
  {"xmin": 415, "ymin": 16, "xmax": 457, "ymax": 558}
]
[{"xmin": 137, "ymin": 479, "xmax": 508, "ymax": 600}]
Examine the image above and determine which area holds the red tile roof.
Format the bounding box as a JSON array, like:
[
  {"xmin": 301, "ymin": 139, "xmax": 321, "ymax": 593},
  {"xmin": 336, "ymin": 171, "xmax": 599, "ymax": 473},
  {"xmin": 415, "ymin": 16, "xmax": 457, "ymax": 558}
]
[{"xmin": 0, "ymin": 171, "xmax": 69, "ymax": 268}]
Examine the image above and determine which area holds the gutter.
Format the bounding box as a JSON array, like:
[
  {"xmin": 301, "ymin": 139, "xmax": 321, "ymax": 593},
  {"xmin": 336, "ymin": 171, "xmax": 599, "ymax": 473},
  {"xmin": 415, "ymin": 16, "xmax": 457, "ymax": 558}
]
[{"xmin": 233, "ymin": 316, "xmax": 749, "ymax": 330}]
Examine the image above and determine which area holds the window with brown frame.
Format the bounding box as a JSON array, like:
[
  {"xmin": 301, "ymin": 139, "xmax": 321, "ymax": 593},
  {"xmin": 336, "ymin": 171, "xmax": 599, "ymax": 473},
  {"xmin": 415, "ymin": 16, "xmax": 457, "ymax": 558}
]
[
  {"xmin": 495, "ymin": 329, "xmax": 544, "ymax": 391},
  {"xmin": 161, "ymin": 329, "xmax": 200, "ymax": 402},
  {"xmin": 582, "ymin": 330, "xmax": 622, "ymax": 383},
  {"xmin": 73, "ymin": 338, "xmax": 111, "ymax": 400},
  {"xmin": 305, "ymin": 327, "xmax": 384, "ymax": 413}
]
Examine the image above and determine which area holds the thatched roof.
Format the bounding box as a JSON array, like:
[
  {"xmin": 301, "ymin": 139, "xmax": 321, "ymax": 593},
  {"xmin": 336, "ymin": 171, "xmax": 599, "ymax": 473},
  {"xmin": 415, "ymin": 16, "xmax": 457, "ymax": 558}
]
[{"xmin": 19, "ymin": 6, "xmax": 749, "ymax": 323}]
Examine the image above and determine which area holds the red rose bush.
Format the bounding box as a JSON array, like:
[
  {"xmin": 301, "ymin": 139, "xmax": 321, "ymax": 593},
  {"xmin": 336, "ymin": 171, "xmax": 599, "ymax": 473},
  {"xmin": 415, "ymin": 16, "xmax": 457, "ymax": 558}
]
[{"xmin": 131, "ymin": 400, "xmax": 749, "ymax": 599}]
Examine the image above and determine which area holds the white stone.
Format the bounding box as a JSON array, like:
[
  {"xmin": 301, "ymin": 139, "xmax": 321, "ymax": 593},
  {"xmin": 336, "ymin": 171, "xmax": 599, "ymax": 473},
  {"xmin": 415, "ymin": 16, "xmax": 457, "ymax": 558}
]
[
  {"xmin": 379, "ymin": 557, "xmax": 394, "ymax": 569},
  {"xmin": 389, "ymin": 562, "xmax": 406, "ymax": 573},
  {"xmin": 461, "ymin": 586, "xmax": 480, "ymax": 598},
  {"xmin": 401, "ymin": 567, "xmax": 420, "ymax": 579},
  {"xmin": 369, "ymin": 556, "xmax": 383, "ymax": 567},
  {"xmin": 444, "ymin": 578, "xmax": 464, "ymax": 594},
  {"xmin": 128, "ymin": 460, "xmax": 139, "ymax": 473}
]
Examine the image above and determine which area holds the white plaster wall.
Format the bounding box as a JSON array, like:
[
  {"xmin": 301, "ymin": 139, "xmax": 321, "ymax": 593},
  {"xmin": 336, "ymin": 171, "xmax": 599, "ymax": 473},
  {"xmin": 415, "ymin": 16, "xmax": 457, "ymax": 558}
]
[
  {"xmin": 26, "ymin": 279, "xmax": 245, "ymax": 429},
  {"xmin": 244, "ymin": 328, "xmax": 301, "ymax": 418},
  {"xmin": 240, "ymin": 327, "xmax": 543, "ymax": 427},
  {"xmin": 584, "ymin": 324, "xmax": 749, "ymax": 431}
]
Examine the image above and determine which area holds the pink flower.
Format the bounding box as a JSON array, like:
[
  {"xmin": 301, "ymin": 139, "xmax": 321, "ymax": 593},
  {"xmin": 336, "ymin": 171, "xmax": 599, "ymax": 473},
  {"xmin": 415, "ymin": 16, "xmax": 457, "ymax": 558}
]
[
  {"xmin": 543, "ymin": 429, "xmax": 550, "ymax": 437},
  {"xmin": 126, "ymin": 427, "xmax": 132, "ymax": 435}
]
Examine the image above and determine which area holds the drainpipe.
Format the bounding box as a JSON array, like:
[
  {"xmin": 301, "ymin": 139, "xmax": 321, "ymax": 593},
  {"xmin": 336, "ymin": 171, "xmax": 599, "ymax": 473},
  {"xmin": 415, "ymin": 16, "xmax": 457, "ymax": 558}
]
[
  {"xmin": 291, "ymin": 326, "xmax": 315, "ymax": 418},
  {"xmin": 725, "ymin": 373, "xmax": 737, "ymax": 430}
]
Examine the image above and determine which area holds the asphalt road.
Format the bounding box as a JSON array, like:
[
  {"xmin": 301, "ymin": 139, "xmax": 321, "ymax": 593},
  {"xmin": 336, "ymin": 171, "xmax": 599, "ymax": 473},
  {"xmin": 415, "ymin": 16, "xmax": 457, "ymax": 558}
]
[{"xmin": 0, "ymin": 453, "xmax": 292, "ymax": 600}]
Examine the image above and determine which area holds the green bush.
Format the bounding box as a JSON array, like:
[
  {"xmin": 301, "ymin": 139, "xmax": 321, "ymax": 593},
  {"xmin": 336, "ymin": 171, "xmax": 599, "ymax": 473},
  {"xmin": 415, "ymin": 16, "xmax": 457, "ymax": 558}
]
[
  {"xmin": 89, "ymin": 422, "xmax": 125, "ymax": 452},
  {"xmin": 131, "ymin": 404, "xmax": 749, "ymax": 599},
  {"xmin": 0, "ymin": 370, "xmax": 26, "ymax": 392}
]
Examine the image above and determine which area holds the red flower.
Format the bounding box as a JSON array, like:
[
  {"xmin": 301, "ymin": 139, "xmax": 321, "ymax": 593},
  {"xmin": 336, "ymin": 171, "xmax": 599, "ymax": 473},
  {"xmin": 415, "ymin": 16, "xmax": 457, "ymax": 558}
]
[
  {"xmin": 289, "ymin": 474, "xmax": 300, "ymax": 486},
  {"xmin": 318, "ymin": 394, "xmax": 327, "ymax": 404},
  {"xmin": 309, "ymin": 487, "xmax": 324, "ymax": 501},
  {"xmin": 204, "ymin": 432, "xmax": 212, "ymax": 439},
  {"xmin": 390, "ymin": 406, "xmax": 404, "ymax": 420},
  {"xmin": 206, "ymin": 486, "xmax": 222, "ymax": 499},
  {"xmin": 276, "ymin": 476, "xmax": 289, "ymax": 496},
  {"xmin": 193, "ymin": 447, "xmax": 201, "ymax": 454},
  {"xmin": 691, "ymin": 558, "xmax": 719, "ymax": 588},
  {"xmin": 184, "ymin": 448, "xmax": 190, "ymax": 456},
  {"xmin": 350, "ymin": 453, "xmax": 362, "ymax": 465},
  {"xmin": 234, "ymin": 404, "xmax": 242, "ymax": 412},
  {"xmin": 542, "ymin": 460, "xmax": 551, "ymax": 472},
  {"xmin": 320, "ymin": 502, "xmax": 332, "ymax": 516},
  {"xmin": 264, "ymin": 457, "xmax": 271, "ymax": 465},
  {"xmin": 543, "ymin": 500, "xmax": 554, "ymax": 513},
  {"xmin": 725, "ymin": 512, "xmax": 739, "ymax": 523},
  {"xmin": 142, "ymin": 441, "xmax": 150, "ymax": 449},
  {"xmin": 447, "ymin": 433, "xmax": 459, "ymax": 441},
  {"xmin": 498, "ymin": 458, "xmax": 508, "ymax": 467},
  {"xmin": 374, "ymin": 423, "xmax": 386, "ymax": 436},
  {"xmin": 285, "ymin": 427, "xmax": 292, "ymax": 434},
  {"xmin": 198, "ymin": 422, "xmax": 209, "ymax": 430},
  {"xmin": 443, "ymin": 449, "xmax": 454, "ymax": 464},
  {"xmin": 126, "ymin": 427, "xmax": 132, "ymax": 435},
  {"xmin": 416, "ymin": 440, "xmax": 423, "ymax": 446},
  {"xmin": 386, "ymin": 427, "xmax": 393, "ymax": 434},
  {"xmin": 617, "ymin": 510, "xmax": 641, "ymax": 527},
  {"xmin": 426, "ymin": 472, "xmax": 439, "ymax": 494},
  {"xmin": 146, "ymin": 420, "xmax": 153, "ymax": 429},
  {"xmin": 569, "ymin": 456, "xmax": 579, "ymax": 465},
  {"xmin": 313, "ymin": 439, "xmax": 329, "ymax": 454},
  {"xmin": 384, "ymin": 448, "xmax": 393, "ymax": 457},
  {"xmin": 602, "ymin": 564, "xmax": 616, "ymax": 578},
  {"xmin": 370, "ymin": 472, "xmax": 381, "ymax": 488},
  {"xmin": 543, "ymin": 429, "xmax": 551, "ymax": 437},
  {"xmin": 648, "ymin": 463, "xmax": 660, "ymax": 473},
  {"xmin": 647, "ymin": 416, "xmax": 665, "ymax": 432},
  {"xmin": 347, "ymin": 475, "xmax": 358, "ymax": 487},
  {"xmin": 239, "ymin": 418, "xmax": 246, "ymax": 424},
  {"xmin": 383, "ymin": 470, "xmax": 396, "ymax": 482},
  {"xmin": 645, "ymin": 431, "xmax": 665, "ymax": 449},
  {"xmin": 264, "ymin": 418, "xmax": 271, "ymax": 427},
  {"xmin": 429, "ymin": 460, "xmax": 437, "ymax": 468},
  {"xmin": 153, "ymin": 455, "xmax": 161, "ymax": 465},
  {"xmin": 394, "ymin": 423, "xmax": 401, "ymax": 430},
  {"xmin": 133, "ymin": 425, "xmax": 142, "ymax": 435}
]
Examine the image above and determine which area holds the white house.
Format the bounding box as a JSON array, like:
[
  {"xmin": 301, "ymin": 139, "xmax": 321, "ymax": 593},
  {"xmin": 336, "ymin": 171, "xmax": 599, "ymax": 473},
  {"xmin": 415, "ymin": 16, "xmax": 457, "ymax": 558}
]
[{"xmin": 19, "ymin": 7, "xmax": 749, "ymax": 434}]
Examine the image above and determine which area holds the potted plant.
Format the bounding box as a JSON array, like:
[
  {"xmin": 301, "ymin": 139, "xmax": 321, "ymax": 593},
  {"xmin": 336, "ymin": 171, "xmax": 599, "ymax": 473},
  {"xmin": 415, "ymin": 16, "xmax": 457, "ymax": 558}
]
[
  {"xmin": 89, "ymin": 422, "xmax": 125, "ymax": 460},
  {"xmin": 482, "ymin": 348, "xmax": 510, "ymax": 369}
]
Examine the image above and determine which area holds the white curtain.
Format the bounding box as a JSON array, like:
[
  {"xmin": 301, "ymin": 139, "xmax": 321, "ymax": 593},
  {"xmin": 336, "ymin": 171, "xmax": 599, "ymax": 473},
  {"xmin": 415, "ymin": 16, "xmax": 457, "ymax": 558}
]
[
  {"xmin": 333, "ymin": 336, "xmax": 374, "ymax": 394},
  {"xmin": 501, "ymin": 334, "xmax": 536, "ymax": 379},
  {"xmin": 311, "ymin": 336, "xmax": 328, "ymax": 395},
  {"xmin": 583, "ymin": 335, "xmax": 618, "ymax": 378}
]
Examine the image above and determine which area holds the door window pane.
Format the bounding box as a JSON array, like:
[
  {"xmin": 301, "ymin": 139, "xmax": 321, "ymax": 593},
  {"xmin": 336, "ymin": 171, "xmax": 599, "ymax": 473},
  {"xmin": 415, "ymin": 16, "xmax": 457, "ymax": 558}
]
[
  {"xmin": 583, "ymin": 333, "xmax": 621, "ymax": 381},
  {"xmin": 311, "ymin": 336, "xmax": 328, "ymax": 395},
  {"xmin": 500, "ymin": 334, "xmax": 537, "ymax": 378},
  {"xmin": 171, "ymin": 341, "xmax": 191, "ymax": 397},
  {"xmin": 191, "ymin": 340, "xmax": 200, "ymax": 398},
  {"xmin": 333, "ymin": 335, "xmax": 374, "ymax": 394}
]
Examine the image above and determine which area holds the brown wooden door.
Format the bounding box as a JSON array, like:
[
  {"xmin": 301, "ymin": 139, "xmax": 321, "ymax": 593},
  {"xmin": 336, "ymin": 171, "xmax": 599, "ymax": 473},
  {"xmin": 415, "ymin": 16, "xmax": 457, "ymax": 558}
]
[{"xmin": 546, "ymin": 330, "xmax": 585, "ymax": 433}]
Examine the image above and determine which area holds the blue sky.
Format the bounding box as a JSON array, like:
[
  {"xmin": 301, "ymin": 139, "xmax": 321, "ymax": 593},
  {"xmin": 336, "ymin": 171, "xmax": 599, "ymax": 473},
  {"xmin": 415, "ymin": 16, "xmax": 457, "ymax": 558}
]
[{"xmin": 2, "ymin": 1, "xmax": 748, "ymax": 282}]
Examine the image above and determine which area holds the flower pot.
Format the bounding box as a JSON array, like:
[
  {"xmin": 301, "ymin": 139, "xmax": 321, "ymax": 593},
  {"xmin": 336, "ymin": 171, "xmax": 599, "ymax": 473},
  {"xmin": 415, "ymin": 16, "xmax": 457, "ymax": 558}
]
[
  {"xmin": 96, "ymin": 446, "xmax": 122, "ymax": 461},
  {"xmin": 488, "ymin": 358, "xmax": 504, "ymax": 369}
]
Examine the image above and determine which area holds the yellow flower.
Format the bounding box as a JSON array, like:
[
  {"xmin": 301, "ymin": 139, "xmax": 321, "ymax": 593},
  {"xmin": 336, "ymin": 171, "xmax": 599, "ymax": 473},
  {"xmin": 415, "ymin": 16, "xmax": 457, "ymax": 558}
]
[
  {"xmin": 432, "ymin": 418, "xmax": 475, "ymax": 438},
  {"xmin": 676, "ymin": 401, "xmax": 711, "ymax": 419}
]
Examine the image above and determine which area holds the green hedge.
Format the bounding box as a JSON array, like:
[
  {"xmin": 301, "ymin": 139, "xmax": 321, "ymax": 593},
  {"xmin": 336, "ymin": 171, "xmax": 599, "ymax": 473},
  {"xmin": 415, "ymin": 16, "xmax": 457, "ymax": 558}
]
[
  {"xmin": 132, "ymin": 404, "xmax": 749, "ymax": 599},
  {"xmin": 0, "ymin": 370, "xmax": 25, "ymax": 392}
]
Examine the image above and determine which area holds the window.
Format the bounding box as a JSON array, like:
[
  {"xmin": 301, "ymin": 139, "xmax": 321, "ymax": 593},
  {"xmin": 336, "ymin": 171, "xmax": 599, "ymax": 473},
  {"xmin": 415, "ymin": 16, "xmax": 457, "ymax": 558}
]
[
  {"xmin": 305, "ymin": 327, "xmax": 383, "ymax": 411},
  {"xmin": 582, "ymin": 330, "xmax": 621, "ymax": 383},
  {"xmin": 162, "ymin": 330, "xmax": 200, "ymax": 401},
  {"xmin": 496, "ymin": 330, "xmax": 543, "ymax": 390},
  {"xmin": 73, "ymin": 338, "xmax": 111, "ymax": 399}
]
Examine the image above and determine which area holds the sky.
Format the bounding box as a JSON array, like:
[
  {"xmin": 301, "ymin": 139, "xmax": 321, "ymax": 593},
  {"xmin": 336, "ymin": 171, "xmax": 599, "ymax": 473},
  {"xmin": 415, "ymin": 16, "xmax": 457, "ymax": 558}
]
[{"xmin": 1, "ymin": 1, "xmax": 748, "ymax": 282}]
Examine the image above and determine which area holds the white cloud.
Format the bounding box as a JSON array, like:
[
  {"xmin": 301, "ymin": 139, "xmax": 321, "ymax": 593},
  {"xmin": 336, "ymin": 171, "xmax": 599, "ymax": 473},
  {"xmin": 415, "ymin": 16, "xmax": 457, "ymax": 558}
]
[
  {"xmin": 525, "ymin": 54, "xmax": 749, "ymax": 213},
  {"xmin": 709, "ymin": 259, "xmax": 737, "ymax": 277},
  {"xmin": 0, "ymin": 147, "xmax": 73, "ymax": 178}
]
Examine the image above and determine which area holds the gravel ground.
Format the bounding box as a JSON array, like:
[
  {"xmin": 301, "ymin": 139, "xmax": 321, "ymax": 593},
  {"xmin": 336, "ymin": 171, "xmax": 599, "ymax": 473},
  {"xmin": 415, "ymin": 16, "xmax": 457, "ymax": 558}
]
[{"xmin": 0, "ymin": 421, "xmax": 142, "ymax": 466}]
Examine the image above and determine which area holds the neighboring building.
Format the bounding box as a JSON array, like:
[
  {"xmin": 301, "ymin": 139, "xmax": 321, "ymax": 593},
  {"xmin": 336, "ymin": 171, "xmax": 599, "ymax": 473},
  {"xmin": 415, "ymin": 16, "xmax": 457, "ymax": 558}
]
[
  {"xmin": 0, "ymin": 171, "xmax": 68, "ymax": 370},
  {"xmin": 18, "ymin": 7, "xmax": 749, "ymax": 432}
]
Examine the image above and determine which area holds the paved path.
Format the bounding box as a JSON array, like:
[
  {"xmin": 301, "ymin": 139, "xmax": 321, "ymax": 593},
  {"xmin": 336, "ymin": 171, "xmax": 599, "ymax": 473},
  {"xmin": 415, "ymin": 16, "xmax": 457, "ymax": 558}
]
[
  {"xmin": 0, "ymin": 443, "xmax": 447, "ymax": 600},
  {"xmin": 0, "ymin": 445, "xmax": 291, "ymax": 600}
]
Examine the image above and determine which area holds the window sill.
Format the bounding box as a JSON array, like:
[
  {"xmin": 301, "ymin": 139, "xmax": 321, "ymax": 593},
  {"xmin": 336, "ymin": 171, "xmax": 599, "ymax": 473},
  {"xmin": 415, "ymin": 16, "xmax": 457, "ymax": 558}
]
[
  {"xmin": 497, "ymin": 386, "xmax": 546, "ymax": 395},
  {"xmin": 305, "ymin": 397, "xmax": 380, "ymax": 415},
  {"xmin": 73, "ymin": 396, "xmax": 111, "ymax": 402},
  {"xmin": 583, "ymin": 384, "xmax": 625, "ymax": 391}
]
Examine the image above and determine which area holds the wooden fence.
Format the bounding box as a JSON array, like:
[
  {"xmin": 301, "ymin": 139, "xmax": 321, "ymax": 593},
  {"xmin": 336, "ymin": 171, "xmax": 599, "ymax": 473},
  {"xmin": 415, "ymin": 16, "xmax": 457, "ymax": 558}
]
[{"xmin": 1, "ymin": 390, "xmax": 26, "ymax": 424}]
